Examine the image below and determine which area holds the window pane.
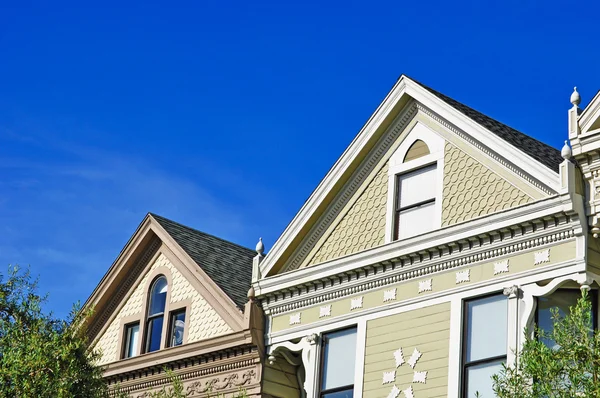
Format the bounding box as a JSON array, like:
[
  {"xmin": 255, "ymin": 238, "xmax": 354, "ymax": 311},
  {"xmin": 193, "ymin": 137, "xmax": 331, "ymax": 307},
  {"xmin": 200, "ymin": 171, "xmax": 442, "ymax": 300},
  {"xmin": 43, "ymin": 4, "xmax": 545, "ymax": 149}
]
[
  {"xmin": 397, "ymin": 165, "xmax": 436, "ymax": 208},
  {"xmin": 465, "ymin": 359, "xmax": 503, "ymax": 398},
  {"xmin": 466, "ymin": 295, "xmax": 507, "ymax": 362},
  {"xmin": 124, "ymin": 323, "xmax": 139, "ymax": 358},
  {"xmin": 397, "ymin": 202, "xmax": 435, "ymax": 239},
  {"xmin": 149, "ymin": 277, "xmax": 168, "ymax": 316},
  {"xmin": 169, "ymin": 310, "xmax": 186, "ymax": 347},
  {"xmin": 146, "ymin": 316, "xmax": 164, "ymax": 353},
  {"xmin": 321, "ymin": 328, "xmax": 356, "ymax": 391},
  {"xmin": 322, "ymin": 388, "xmax": 353, "ymax": 398},
  {"xmin": 538, "ymin": 290, "xmax": 583, "ymax": 349}
]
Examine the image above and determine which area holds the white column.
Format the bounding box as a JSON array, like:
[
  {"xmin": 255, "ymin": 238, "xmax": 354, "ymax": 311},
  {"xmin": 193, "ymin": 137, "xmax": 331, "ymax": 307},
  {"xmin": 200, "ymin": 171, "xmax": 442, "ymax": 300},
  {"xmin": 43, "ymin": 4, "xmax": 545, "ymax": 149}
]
[{"xmin": 503, "ymin": 285, "xmax": 520, "ymax": 366}]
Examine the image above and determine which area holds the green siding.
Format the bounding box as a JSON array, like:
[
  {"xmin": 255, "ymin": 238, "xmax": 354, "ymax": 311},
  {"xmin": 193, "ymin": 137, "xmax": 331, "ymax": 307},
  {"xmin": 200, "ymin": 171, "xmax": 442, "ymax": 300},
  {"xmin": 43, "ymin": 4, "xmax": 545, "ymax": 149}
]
[{"xmin": 363, "ymin": 302, "xmax": 451, "ymax": 397}]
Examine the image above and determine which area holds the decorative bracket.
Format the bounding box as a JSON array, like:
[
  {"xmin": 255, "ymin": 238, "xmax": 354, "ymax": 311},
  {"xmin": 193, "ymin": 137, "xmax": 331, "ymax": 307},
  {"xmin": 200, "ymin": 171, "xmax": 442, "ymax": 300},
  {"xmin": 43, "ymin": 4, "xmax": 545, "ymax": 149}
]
[{"xmin": 268, "ymin": 334, "xmax": 319, "ymax": 398}]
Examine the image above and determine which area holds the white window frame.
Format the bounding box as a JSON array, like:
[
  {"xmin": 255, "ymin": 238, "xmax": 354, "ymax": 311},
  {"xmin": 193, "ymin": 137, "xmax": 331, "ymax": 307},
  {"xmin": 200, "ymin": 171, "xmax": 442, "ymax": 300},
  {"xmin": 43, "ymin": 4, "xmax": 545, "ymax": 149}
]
[{"xmin": 385, "ymin": 122, "xmax": 445, "ymax": 243}]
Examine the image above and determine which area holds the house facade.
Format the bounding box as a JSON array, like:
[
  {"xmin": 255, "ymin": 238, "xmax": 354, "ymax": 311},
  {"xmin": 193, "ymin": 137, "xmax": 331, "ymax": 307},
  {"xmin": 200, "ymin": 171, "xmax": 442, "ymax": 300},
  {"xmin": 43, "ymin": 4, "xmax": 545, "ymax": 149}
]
[
  {"xmin": 253, "ymin": 76, "xmax": 600, "ymax": 398},
  {"xmin": 83, "ymin": 213, "xmax": 265, "ymax": 397}
]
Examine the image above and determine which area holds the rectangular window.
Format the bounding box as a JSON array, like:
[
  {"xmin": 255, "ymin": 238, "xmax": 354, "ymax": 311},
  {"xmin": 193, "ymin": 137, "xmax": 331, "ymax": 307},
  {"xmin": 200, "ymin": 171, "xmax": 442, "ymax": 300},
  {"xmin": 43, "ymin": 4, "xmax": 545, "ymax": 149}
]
[
  {"xmin": 536, "ymin": 289, "xmax": 597, "ymax": 348},
  {"xmin": 395, "ymin": 164, "xmax": 436, "ymax": 240},
  {"xmin": 123, "ymin": 322, "xmax": 140, "ymax": 359},
  {"xmin": 319, "ymin": 328, "xmax": 357, "ymax": 398},
  {"xmin": 462, "ymin": 294, "xmax": 507, "ymax": 398},
  {"xmin": 167, "ymin": 309, "xmax": 186, "ymax": 347}
]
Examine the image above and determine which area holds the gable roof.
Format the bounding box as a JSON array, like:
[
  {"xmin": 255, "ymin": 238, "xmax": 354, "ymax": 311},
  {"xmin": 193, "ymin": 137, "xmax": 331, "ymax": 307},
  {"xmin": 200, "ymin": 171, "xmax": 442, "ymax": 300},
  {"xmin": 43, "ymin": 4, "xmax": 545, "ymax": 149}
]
[
  {"xmin": 411, "ymin": 77, "xmax": 563, "ymax": 172},
  {"xmin": 258, "ymin": 75, "xmax": 562, "ymax": 278},
  {"xmin": 150, "ymin": 213, "xmax": 255, "ymax": 309}
]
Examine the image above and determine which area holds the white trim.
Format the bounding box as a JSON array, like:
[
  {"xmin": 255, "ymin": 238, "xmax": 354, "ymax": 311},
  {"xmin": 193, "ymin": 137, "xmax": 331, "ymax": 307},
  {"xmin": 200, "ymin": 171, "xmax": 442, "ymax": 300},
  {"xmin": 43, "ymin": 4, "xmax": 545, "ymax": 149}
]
[
  {"xmin": 578, "ymin": 91, "xmax": 600, "ymax": 134},
  {"xmin": 259, "ymin": 76, "xmax": 560, "ymax": 278},
  {"xmin": 266, "ymin": 264, "xmax": 588, "ymax": 398},
  {"xmin": 385, "ymin": 122, "xmax": 445, "ymax": 243},
  {"xmin": 266, "ymin": 260, "xmax": 585, "ymax": 345},
  {"xmin": 256, "ymin": 195, "xmax": 572, "ymax": 297},
  {"xmin": 354, "ymin": 320, "xmax": 367, "ymax": 398},
  {"xmin": 447, "ymin": 297, "xmax": 462, "ymax": 398}
]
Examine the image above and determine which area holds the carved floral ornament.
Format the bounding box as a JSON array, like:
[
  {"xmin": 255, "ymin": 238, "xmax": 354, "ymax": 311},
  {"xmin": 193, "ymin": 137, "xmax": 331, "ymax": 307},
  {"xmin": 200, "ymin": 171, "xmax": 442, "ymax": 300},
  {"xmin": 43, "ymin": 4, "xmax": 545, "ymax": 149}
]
[
  {"xmin": 384, "ymin": 346, "xmax": 428, "ymax": 398},
  {"xmin": 132, "ymin": 370, "xmax": 256, "ymax": 398}
]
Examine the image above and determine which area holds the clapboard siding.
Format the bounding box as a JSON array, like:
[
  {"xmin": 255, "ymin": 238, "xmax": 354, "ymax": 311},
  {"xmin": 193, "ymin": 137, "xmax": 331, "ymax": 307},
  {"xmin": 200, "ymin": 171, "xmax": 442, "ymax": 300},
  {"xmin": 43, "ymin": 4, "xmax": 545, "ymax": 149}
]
[
  {"xmin": 262, "ymin": 359, "xmax": 301, "ymax": 398},
  {"xmin": 362, "ymin": 302, "xmax": 451, "ymax": 397}
]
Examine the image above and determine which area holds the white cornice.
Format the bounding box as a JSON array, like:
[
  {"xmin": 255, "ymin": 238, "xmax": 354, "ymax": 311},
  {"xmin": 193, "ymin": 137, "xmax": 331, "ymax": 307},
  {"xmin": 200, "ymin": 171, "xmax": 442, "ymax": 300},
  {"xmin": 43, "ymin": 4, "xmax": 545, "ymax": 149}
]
[
  {"xmin": 259, "ymin": 76, "xmax": 561, "ymax": 278},
  {"xmin": 261, "ymin": 225, "xmax": 576, "ymax": 317},
  {"xmin": 255, "ymin": 194, "xmax": 574, "ymax": 299}
]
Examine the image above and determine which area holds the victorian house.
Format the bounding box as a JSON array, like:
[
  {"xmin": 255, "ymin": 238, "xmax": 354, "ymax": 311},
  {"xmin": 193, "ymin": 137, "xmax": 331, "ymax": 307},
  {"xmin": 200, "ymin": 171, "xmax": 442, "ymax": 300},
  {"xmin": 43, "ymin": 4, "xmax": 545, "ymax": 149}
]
[
  {"xmin": 83, "ymin": 213, "xmax": 265, "ymax": 397},
  {"xmin": 252, "ymin": 76, "xmax": 600, "ymax": 398}
]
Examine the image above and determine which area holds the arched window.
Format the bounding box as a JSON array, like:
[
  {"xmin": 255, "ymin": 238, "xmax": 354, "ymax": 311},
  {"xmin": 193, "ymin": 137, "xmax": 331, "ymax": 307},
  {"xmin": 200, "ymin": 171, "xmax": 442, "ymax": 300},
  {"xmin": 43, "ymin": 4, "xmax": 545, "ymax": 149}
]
[
  {"xmin": 385, "ymin": 123, "xmax": 445, "ymax": 243},
  {"xmin": 145, "ymin": 276, "xmax": 168, "ymax": 353}
]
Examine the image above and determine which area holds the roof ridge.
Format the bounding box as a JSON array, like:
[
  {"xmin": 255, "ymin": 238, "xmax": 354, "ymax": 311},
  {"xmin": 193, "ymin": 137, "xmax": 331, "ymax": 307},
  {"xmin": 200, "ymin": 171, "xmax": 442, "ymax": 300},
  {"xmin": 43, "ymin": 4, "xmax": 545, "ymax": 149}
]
[
  {"xmin": 149, "ymin": 212, "xmax": 255, "ymax": 255},
  {"xmin": 404, "ymin": 75, "xmax": 563, "ymax": 172}
]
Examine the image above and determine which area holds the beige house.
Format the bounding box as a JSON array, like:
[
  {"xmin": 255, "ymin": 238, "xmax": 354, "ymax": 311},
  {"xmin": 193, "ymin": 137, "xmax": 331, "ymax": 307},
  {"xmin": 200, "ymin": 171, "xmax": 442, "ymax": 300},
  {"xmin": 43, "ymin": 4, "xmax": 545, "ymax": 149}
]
[
  {"xmin": 83, "ymin": 213, "xmax": 265, "ymax": 397},
  {"xmin": 252, "ymin": 76, "xmax": 600, "ymax": 397}
]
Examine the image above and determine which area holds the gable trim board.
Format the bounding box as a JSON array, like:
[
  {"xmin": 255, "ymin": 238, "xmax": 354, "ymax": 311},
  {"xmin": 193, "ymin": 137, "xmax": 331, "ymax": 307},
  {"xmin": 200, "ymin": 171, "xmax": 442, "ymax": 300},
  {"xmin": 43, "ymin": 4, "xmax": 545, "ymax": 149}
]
[
  {"xmin": 85, "ymin": 214, "xmax": 251, "ymax": 354},
  {"xmin": 260, "ymin": 76, "xmax": 561, "ymax": 278}
]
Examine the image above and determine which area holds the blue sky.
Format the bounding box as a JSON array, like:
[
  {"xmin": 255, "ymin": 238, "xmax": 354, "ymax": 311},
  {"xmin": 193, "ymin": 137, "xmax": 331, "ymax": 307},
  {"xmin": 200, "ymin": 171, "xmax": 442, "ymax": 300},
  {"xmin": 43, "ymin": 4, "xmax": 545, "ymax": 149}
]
[{"xmin": 1, "ymin": 0, "xmax": 599, "ymax": 318}]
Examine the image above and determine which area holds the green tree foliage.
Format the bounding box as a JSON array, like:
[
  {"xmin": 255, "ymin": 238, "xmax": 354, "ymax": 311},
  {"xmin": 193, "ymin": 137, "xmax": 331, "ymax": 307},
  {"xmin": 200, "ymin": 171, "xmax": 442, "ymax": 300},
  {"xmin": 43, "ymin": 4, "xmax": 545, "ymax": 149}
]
[
  {"xmin": 0, "ymin": 266, "xmax": 249, "ymax": 398},
  {"xmin": 0, "ymin": 266, "xmax": 107, "ymax": 397},
  {"xmin": 492, "ymin": 289, "xmax": 600, "ymax": 397}
]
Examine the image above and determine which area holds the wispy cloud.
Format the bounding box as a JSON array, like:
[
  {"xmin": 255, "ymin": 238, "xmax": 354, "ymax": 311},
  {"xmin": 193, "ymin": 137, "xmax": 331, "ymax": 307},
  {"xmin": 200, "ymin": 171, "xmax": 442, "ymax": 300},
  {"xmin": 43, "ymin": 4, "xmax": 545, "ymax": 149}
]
[{"xmin": 0, "ymin": 130, "xmax": 286, "ymax": 318}]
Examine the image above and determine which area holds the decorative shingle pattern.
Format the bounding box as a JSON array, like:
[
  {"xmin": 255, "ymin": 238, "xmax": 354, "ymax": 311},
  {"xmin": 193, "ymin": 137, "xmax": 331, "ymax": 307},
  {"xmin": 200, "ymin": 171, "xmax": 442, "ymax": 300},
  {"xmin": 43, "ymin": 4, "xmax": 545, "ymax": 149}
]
[
  {"xmin": 93, "ymin": 254, "xmax": 231, "ymax": 365},
  {"xmin": 442, "ymin": 143, "xmax": 532, "ymax": 226},
  {"xmin": 308, "ymin": 164, "xmax": 388, "ymax": 266}
]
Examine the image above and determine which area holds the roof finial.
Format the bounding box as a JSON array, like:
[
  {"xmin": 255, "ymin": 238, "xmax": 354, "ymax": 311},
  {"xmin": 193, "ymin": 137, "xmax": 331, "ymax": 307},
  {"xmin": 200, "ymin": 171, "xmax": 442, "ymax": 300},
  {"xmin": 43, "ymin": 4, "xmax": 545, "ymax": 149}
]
[
  {"xmin": 561, "ymin": 140, "xmax": 572, "ymax": 160},
  {"xmin": 256, "ymin": 237, "xmax": 264, "ymax": 256},
  {"xmin": 570, "ymin": 87, "xmax": 581, "ymax": 107},
  {"xmin": 247, "ymin": 286, "xmax": 255, "ymax": 301}
]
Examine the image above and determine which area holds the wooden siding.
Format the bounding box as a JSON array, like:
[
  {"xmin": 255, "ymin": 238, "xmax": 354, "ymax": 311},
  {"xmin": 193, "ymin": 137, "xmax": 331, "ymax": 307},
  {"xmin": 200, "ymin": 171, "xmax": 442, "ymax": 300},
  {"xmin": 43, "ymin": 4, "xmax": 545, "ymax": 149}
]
[
  {"xmin": 363, "ymin": 303, "xmax": 451, "ymax": 397},
  {"xmin": 262, "ymin": 359, "xmax": 301, "ymax": 398}
]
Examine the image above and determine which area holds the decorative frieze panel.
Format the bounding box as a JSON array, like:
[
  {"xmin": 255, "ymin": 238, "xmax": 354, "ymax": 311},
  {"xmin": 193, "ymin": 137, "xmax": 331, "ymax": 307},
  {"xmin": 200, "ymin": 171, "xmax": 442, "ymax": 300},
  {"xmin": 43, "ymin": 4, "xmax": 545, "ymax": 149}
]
[
  {"xmin": 534, "ymin": 248, "xmax": 551, "ymax": 265},
  {"xmin": 289, "ymin": 313, "xmax": 301, "ymax": 325},
  {"xmin": 319, "ymin": 305, "xmax": 331, "ymax": 318},
  {"xmin": 455, "ymin": 269, "xmax": 470, "ymax": 284},
  {"xmin": 270, "ymin": 239, "xmax": 577, "ymax": 333},
  {"xmin": 494, "ymin": 259, "xmax": 510, "ymax": 275},
  {"xmin": 384, "ymin": 288, "xmax": 397, "ymax": 302},
  {"xmin": 418, "ymin": 279, "xmax": 432, "ymax": 293},
  {"xmin": 264, "ymin": 214, "xmax": 574, "ymax": 317},
  {"xmin": 107, "ymin": 356, "xmax": 260, "ymax": 398},
  {"xmin": 351, "ymin": 296, "xmax": 364, "ymax": 310}
]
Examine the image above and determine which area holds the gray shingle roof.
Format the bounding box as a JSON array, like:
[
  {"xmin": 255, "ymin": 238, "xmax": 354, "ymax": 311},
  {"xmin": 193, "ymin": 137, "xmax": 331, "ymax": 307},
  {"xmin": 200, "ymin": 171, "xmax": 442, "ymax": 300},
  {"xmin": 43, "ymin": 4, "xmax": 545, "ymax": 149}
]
[
  {"xmin": 150, "ymin": 213, "xmax": 255, "ymax": 309},
  {"xmin": 409, "ymin": 77, "xmax": 563, "ymax": 172}
]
